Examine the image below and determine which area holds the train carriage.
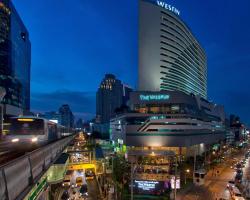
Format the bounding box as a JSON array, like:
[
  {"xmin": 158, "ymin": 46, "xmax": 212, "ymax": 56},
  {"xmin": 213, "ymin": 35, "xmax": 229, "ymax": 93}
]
[{"xmin": 5, "ymin": 116, "xmax": 74, "ymax": 149}]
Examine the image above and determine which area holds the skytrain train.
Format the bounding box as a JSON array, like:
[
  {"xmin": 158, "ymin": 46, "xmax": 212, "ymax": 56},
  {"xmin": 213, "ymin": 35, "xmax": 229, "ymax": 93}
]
[{"xmin": 5, "ymin": 116, "xmax": 75, "ymax": 147}]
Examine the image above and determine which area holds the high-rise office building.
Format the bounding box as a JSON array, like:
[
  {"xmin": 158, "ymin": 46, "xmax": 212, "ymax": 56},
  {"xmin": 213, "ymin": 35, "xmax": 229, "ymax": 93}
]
[
  {"xmin": 75, "ymin": 118, "xmax": 84, "ymax": 129},
  {"xmin": 95, "ymin": 74, "xmax": 132, "ymax": 138},
  {"xmin": 96, "ymin": 74, "xmax": 124, "ymax": 123},
  {"xmin": 0, "ymin": 0, "xmax": 31, "ymax": 113},
  {"xmin": 43, "ymin": 111, "xmax": 62, "ymax": 124},
  {"xmin": 138, "ymin": 0, "xmax": 207, "ymax": 98},
  {"xmin": 59, "ymin": 105, "xmax": 74, "ymax": 128}
]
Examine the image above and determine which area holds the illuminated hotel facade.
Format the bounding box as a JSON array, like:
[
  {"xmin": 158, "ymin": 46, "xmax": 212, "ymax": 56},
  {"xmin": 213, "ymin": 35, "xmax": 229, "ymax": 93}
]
[
  {"xmin": 138, "ymin": 0, "xmax": 207, "ymax": 99},
  {"xmin": 110, "ymin": 1, "xmax": 225, "ymax": 156},
  {"xmin": 109, "ymin": 1, "xmax": 224, "ymax": 194}
]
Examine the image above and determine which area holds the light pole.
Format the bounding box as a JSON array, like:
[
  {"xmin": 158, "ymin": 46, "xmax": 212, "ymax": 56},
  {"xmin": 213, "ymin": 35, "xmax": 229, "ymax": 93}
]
[{"xmin": 185, "ymin": 169, "xmax": 190, "ymax": 185}]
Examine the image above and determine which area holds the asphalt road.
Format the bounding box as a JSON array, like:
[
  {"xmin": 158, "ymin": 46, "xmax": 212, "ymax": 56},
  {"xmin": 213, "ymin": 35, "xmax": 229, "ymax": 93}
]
[{"xmin": 178, "ymin": 149, "xmax": 249, "ymax": 200}]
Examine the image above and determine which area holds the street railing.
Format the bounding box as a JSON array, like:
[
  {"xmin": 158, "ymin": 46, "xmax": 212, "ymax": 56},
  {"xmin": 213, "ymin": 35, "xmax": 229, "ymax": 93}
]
[{"xmin": 0, "ymin": 136, "xmax": 74, "ymax": 200}]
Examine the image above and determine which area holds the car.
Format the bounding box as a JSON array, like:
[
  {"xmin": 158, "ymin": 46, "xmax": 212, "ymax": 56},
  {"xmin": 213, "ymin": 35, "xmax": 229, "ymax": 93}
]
[
  {"xmin": 79, "ymin": 184, "xmax": 88, "ymax": 197},
  {"xmin": 231, "ymin": 164, "xmax": 237, "ymax": 170},
  {"xmin": 61, "ymin": 190, "xmax": 70, "ymax": 200},
  {"xmin": 75, "ymin": 177, "xmax": 83, "ymax": 187},
  {"xmin": 227, "ymin": 180, "xmax": 235, "ymax": 189},
  {"xmin": 85, "ymin": 170, "xmax": 95, "ymax": 180},
  {"xmin": 62, "ymin": 177, "xmax": 71, "ymax": 187},
  {"xmin": 236, "ymin": 169, "xmax": 243, "ymax": 175},
  {"xmin": 236, "ymin": 163, "xmax": 242, "ymax": 168},
  {"xmin": 235, "ymin": 173, "xmax": 243, "ymax": 183},
  {"xmin": 242, "ymin": 159, "xmax": 246, "ymax": 163},
  {"xmin": 241, "ymin": 160, "xmax": 246, "ymax": 165}
]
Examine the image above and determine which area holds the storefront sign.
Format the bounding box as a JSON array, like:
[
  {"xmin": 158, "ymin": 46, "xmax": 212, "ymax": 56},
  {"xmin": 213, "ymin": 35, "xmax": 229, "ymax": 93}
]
[
  {"xmin": 135, "ymin": 180, "xmax": 159, "ymax": 191},
  {"xmin": 140, "ymin": 94, "xmax": 170, "ymax": 101}
]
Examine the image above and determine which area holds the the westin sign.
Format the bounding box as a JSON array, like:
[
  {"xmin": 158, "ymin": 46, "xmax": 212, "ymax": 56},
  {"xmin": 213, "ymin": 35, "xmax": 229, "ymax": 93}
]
[
  {"xmin": 156, "ymin": 1, "xmax": 180, "ymax": 16},
  {"xmin": 140, "ymin": 94, "xmax": 170, "ymax": 101}
]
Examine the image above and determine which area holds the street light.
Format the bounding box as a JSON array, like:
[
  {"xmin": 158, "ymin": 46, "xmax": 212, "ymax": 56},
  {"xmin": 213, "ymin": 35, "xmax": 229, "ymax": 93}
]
[{"xmin": 185, "ymin": 169, "xmax": 190, "ymax": 184}]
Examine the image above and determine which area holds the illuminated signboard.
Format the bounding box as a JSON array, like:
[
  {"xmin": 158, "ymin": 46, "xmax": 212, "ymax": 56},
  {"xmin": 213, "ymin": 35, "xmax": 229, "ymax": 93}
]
[
  {"xmin": 156, "ymin": 1, "xmax": 180, "ymax": 15},
  {"xmin": 135, "ymin": 180, "xmax": 159, "ymax": 191},
  {"xmin": 140, "ymin": 94, "xmax": 170, "ymax": 101},
  {"xmin": 171, "ymin": 176, "xmax": 180, "ymax": 189}
]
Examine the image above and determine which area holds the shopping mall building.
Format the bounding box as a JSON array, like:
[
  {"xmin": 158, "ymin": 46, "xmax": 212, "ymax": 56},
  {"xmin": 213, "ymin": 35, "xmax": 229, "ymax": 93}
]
[{"xmin": 110, "ymin": 91, "xmax": 226, "ymax": 156}]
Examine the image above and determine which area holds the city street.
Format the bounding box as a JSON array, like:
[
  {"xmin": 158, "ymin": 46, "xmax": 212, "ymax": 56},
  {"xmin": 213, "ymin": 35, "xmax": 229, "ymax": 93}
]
[
  {"xmin": 57, "ymin": 135, "xmax": 101, "ymax": 200},
  {"xmin": 178, "ymin": 148, "xmax": 250, "ymax": 200}
]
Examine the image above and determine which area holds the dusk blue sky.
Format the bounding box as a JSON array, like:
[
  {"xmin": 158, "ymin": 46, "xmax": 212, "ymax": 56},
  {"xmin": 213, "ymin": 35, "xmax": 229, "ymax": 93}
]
[{"xmin": 13, "ymin": 0, "xmax": 250, "ymax": 124}]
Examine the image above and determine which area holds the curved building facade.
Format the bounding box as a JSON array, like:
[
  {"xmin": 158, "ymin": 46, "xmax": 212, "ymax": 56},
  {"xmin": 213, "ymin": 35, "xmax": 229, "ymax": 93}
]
[
  {"xmin": 110, "ymin": 91, "xmax": 225, "ymax": 149},
  {"xmin": 139, "ymin": 0, "xmax": 207, "ymax": 99}
]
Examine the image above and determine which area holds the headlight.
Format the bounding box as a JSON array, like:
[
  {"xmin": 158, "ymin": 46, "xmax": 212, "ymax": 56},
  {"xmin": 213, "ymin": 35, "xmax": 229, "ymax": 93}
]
[
  {"xmin": 12, "ymin": 138, "xmax": 19, "ymax": 143},
  {"xmin": 31, "ymin": 137, "xmax": 38, "ymax": 142}
]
